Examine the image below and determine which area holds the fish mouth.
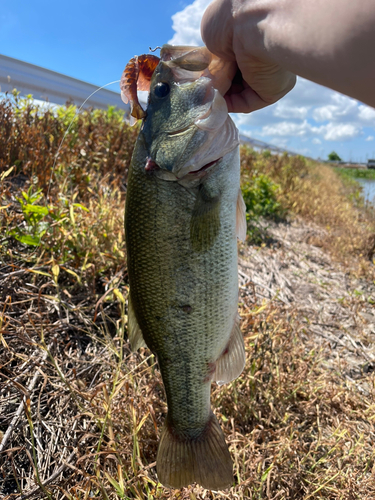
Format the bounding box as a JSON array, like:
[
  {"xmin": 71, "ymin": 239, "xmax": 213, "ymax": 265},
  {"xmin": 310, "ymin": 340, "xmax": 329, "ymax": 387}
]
[
  {"xmin": 151, "ymin": 157, "xmax": 222, "ymax": 184},
  {"xmin": 176, "ymin": 157, "xmax": 222, "ymax": 182},
  {"xmin": 167, "ymin": 124, "xmax": 193, "ymax": 137},
  {"xmin": 174, "ymin": 157, "xmax": 222, "ymax": 188},
  {"xmin": 188, "ymin": 158, "xmax": 221, "ymax": 175}
]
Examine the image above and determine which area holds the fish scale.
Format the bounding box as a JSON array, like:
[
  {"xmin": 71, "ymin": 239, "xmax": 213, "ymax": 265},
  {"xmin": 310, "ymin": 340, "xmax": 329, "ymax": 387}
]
[{"xmin": 124, "ymin": 47, "xmax": 246, "ymax": 490}]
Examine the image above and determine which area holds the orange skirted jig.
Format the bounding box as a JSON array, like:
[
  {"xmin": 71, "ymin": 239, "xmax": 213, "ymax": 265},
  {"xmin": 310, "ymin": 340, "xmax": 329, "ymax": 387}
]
[{"xmin": 120, "ymin": 54, "xmax": 160, "ymax": 122}]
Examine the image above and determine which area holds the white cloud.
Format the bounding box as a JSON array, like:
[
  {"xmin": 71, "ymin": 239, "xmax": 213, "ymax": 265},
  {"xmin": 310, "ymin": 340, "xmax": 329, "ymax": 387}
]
[
  {"xmin": 312, "ymin": 138, "xmax": 322, "ymax": 144},
  {"xmin": 273, "ymin": 100, "xmax": 309, "ymax": 120},
  {"xmin": 267, "ymin": 137, "xmax": 289, "ymax": 149},
  {"xmin": 261, "ymin": 120, "xmax": 360, "ymax": 142},
  {"xmin": 261, "ymin": 120, "xmax": 319, "ymax": 138},
  {"xmin": 358, "ymin": 105, "xmax": 375, "ymax": 122},
  {"xmin": 284, "ymin": 78, "xmax": 339, "ymax": 108},
  {"xmin": 322, "ymin": 122, "xmax": 360, "ymax": 141},
  {"xmin": 231, "ymin": 105, "xmax": 277, "ymax": 127},
  {"xmin": 168, "ymin": 0, "xmax": 211, "ymax": 46},
  {"xmin": 366, "ymin": 136, "xmax": 374, "ymax": 141},
  {"xmin": 312, "ymin": 107, "xmax": 332, "ymax": 122},
  {"xmin": 312, "ymin": 94, "xmax": 359, "ymax": 123},
  {"xmin": 296, "ymin": 147, "xmax": 312, "ymax": 156}
]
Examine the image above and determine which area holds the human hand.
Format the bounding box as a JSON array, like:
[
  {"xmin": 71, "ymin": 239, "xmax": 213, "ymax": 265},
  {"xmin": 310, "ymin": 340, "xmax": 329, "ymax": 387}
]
[{"xmin": 201, "ymin": 0, "xmax": 296, "ymax": 113}]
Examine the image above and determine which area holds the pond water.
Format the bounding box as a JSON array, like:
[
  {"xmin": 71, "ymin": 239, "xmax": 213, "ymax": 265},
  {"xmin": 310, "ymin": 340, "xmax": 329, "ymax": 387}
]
[{"xmin": 356, "ymin": 178, "xmax": 375, "ymax": 204}]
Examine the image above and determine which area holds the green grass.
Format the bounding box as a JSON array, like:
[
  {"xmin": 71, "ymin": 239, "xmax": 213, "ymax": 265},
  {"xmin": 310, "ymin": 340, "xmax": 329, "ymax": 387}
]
[
  {"xmin": 336, "ymin": 167, "xmax": 375, "ymax": 179},
  {"xmin": 2, "ymin": 94, "xmax": 374, "ymax": 272}
]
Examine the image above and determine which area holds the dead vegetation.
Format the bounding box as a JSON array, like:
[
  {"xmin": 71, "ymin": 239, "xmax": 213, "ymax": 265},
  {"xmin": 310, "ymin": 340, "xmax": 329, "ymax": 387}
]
[
  {"xmin": 1, "ymin": 97, "xmax": 375, "ymax": 499},
  {"xmin": 240, "ymin": 147, "xmax": 375, "ymax": 273}
]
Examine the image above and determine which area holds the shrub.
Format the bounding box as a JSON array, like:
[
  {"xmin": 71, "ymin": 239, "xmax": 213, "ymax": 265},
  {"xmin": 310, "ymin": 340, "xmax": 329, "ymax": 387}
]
[
  {"xmin": 242, "ymin": 173, "xmax": 282, "ymax": 220},
  {"xmin": 0, "ymin": 92, "xmax": 139, "ymax": 201},
  {"xmin": 241, "ymin": 173, "xmax": 284, "ymax": 243}
]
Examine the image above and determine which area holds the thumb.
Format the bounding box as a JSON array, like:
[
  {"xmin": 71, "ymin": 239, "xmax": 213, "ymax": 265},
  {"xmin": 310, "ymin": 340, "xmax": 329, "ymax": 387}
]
[{"xmin": 201, "ymin": 0, "xmax": 236, "ymax": 60}]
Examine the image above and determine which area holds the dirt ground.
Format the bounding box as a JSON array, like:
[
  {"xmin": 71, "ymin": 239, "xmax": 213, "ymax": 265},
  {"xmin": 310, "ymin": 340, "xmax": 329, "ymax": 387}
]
[{"xmin": 239, "ymin": 218, "xmax": 375, "ymax": 394}]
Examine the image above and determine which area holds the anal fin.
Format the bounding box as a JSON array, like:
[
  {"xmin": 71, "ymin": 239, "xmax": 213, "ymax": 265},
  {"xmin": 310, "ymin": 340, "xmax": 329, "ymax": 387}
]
[
  {"xmin": 127, "ymin": 295, "xmax": 147, "ymax": 351},
  {"xmin": 214, "ymin": 316, "xmax": 246, "ymax": 385},
  {"xmin": 236, "ymin": 189, "xmax": 247, "ymax": 241}
]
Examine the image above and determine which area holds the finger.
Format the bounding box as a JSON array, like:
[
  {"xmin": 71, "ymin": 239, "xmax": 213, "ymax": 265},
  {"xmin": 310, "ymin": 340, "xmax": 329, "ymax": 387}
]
[
  {"xmin": 224, "ymin": 87, "xmax": 272, "ymax": 113},
  {"xmin": 201, "ymin": 0, "xmax": 235, "ymax": 60},
  {"xmin": 228, "ymin": 63, "xmax": 296, "ymax": 112}
]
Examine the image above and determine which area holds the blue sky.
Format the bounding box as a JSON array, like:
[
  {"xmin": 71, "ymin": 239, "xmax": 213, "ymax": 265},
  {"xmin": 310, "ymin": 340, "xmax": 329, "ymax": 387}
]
[
  {"xmin": 1, "ymin": 0, "xmax": 375, "ymax": 162},
  {"xmin": 0, "ymin": 0, "xmax": 176, "ymax": 87}
]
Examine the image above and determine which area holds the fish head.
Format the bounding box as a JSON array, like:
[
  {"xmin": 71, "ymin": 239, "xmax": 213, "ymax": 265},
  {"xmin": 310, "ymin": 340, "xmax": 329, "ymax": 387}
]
[
  {"xmin": 142, "ymin": 61, "xmax": 213, "ymax": 176},
  {"xmin": 141, "ymin": 46, "xmax": 239, "ymax": 183}
]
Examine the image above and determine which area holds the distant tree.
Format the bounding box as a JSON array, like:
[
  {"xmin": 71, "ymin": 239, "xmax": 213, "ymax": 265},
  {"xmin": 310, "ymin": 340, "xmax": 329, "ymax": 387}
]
[{"xmin": 328, "ymin": 151, "xmax": 342, "ymax": 161}]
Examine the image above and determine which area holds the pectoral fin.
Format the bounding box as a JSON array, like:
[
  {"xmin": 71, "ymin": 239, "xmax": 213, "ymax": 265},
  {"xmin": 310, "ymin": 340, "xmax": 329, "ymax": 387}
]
[
  {"xmin": 190, "ymin": 186, "xmax": 221, "ymax": 252},
  {"xmin": 214, "ymin": 316, "xmax": 246, "ymax": 385},
  {"xmin": 127, "ymin": 295, "xmax": 147, "ymax": 351},
  {"xmin": 236, "ymin": 189, "xmax": 247, "ymax": 241}
]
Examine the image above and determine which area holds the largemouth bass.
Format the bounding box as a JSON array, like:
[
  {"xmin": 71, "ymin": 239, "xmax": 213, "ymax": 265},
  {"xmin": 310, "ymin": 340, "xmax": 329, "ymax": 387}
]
[{"xmin": 122, "ymin": 45, "xmax": 247, "ymax": 490}]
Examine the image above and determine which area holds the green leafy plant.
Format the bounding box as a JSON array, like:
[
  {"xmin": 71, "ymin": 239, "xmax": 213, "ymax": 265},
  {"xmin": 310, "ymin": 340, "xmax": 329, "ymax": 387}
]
[
  {"xmin": 241, "ymin": 173, "xmax": 284, "ymax": 243},
  {"xmin": 242, "ymin": 173, "xmax": 283, "ymax": 219},
  {"xmin": 9, "ymin": 186, "xmax": 91, "ymax": 253},
  {"xmin": 10, "ymin": 187, "xmax": 50, "ymax": 246},
  {"xmin": 336, "ymin": 167, "xmax": 375, "ymax": 180}
]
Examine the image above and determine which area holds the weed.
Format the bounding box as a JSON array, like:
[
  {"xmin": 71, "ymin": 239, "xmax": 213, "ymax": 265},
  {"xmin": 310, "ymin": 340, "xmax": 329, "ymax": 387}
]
[
  {"xmin": 10, "ymin": 186, "xmax": 49, "ymax": 245},
  {"xmin": 241, "ymin": 173, "xmax": 284, "ymax": 244},
  {"xmin": 1, "ymin": 96, "xmax": 375, "ymax": 499},
  {"xmin": 336, "ymin": 167, "xmax": 375, "ymax": 180}
]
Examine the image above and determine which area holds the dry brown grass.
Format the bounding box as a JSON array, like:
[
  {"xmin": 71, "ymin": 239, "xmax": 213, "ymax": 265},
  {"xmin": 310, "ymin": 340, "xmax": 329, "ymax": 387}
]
[
  {"xmin": 240, "ymin": 147, "xmax": 375, "ymax": 275},
  {"xmin": 1, "ymin": 98, "xmax": 375, "ymax": 499},
  {"xmin": 1, "ymin": 276, "xmax": 374, "ymax": 499},
  {"xmin": 0, "ymin": 93, "xmax": 138, "ymax": 198},
  {"xmin": 284, "ymin": 163, "xmax": 375, "ymax": 268}
]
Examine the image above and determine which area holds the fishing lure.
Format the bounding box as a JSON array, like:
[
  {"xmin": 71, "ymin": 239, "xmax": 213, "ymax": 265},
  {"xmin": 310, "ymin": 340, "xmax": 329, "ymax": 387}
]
[
  {"xmin": 120, "ymin": 54, "xmax": 160, "ymax": 122},
  {"xmin": 120, "ymin": 46, "xmax": 236, "ymax": 125}
]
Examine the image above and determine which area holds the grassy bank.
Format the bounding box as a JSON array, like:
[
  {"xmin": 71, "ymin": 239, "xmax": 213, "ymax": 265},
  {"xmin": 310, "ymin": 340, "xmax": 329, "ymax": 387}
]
[
  {"xmin": 240, "ymin": 147, "xmax": 375, "ymax": 273},
  {"xmin": 1, "ymin": 98, "xmax": 375, "ymax": 499},
  {"xmin": 2, "ymin": 95, "xmax": 375, "ymax": 277},
  {"xmin": 1, "ymin": 94, "xmax": 138, "ymax": 285},
  {"xmin": 336, "ymin": 167, "xmax": 375, "ymax": 180}
]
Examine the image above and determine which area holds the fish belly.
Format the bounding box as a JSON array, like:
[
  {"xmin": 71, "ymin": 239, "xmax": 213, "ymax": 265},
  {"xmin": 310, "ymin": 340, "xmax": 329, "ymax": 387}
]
[{"xmin": 125, "ymin": 133, "xmax": 241, "ymax": 489}]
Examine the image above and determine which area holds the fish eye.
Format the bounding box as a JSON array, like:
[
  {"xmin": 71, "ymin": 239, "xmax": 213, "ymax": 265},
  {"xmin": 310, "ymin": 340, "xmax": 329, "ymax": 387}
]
[{"xmin": 154, "ymin": 82, "xmax": 170, "ymax": 98}]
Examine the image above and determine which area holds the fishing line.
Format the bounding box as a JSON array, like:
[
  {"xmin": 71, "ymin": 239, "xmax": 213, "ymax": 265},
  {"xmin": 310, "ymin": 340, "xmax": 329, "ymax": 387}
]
[{"xmin": 46, "ymin": 79, "xmax": 121, "ymax": 200}]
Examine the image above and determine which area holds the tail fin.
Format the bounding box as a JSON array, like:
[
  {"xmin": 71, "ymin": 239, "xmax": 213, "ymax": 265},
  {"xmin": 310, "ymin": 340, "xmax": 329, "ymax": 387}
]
[{"xmin": 156, "ymin": 411, "xmax": 233, "ymax": 490}]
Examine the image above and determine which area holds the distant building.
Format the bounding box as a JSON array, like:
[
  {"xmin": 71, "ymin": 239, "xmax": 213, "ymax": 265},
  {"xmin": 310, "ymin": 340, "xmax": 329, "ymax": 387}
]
[{"xmin": 368, "ymin": 159, "xmax": 375, "ymax": 169}]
